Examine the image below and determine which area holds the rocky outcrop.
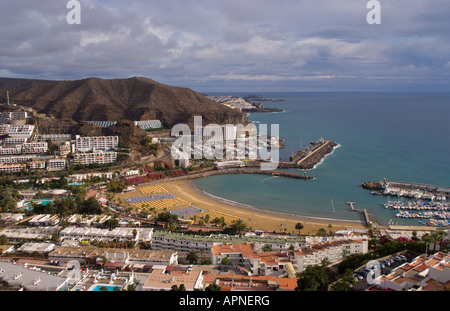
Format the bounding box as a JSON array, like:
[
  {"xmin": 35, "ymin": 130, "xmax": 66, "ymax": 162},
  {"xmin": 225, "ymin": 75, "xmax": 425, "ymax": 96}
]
[{"xmin": 362, "ymin": 181, "xmax": 383, "ymax": 190}]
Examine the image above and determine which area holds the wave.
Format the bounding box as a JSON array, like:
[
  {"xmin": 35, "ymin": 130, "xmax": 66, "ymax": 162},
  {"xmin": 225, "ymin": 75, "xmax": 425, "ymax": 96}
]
[{"xmin": 299, "ymin": 143, "xmax": 342, "ymax": 171}]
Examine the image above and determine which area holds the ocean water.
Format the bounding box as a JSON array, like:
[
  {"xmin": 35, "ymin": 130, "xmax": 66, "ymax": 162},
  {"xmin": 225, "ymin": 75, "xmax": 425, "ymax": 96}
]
[{"xmin": 195, "ymin": 92, "xmax": 450, "ymax": 226}]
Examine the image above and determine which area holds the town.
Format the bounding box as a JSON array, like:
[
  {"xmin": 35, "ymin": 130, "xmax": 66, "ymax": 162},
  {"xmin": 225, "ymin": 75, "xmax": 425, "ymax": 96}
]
[{"xmin": 0, "ymin": 99, "xmax": 449, "ymax": 293}]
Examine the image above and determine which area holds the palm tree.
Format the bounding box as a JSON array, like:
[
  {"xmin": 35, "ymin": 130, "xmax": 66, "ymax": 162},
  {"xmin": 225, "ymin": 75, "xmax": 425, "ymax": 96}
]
[
  {"xmin": 433, "ymin": 230, "xmax": 447, "ymax": 252},
  {"xmin": 295, "ymin": 223, "xmax": 304, "ymax": 235},
  {"xmin": 422, "ymin": 233, "xmax": 433, "ymax": 255}
]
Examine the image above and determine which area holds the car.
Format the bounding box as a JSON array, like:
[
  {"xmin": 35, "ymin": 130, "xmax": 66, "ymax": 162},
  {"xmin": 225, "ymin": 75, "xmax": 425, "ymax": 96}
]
[
  {"xmin": 398, "ymin": 255, "xmax": 407, "ymax": 261},
  {"xmin": 356, "ymin": 269, "xmax": 370, "ymax": 277},
  {"xmin": 381, "ymin": 259, "xmax": 391, "ymax": 266},
  {"xmin": 393, "ymin": 256, "xmax": 402, "ymax": 262},
  {"xmin": 378, "ymin": 262, "xmax": 386, "ymax": 269},
  {"xmin": 387, "ymin": 258, "xmax": 395, "ymax": 264},
  {"xmin": 353, "ymin": 273, "xmax": 363, "ymax": 281}
]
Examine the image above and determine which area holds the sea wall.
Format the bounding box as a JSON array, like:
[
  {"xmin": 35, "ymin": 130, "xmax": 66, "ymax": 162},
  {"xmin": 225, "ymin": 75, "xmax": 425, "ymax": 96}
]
[{"xmin": 277, "ymin": 140, "xmax": 339, "ymax": 170}]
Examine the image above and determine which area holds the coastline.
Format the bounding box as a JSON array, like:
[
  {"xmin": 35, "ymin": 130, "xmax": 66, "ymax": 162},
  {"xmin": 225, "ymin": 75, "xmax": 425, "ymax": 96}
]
[{"xmin": 160, "ymin": 179, "xmax": 366, "ymax": 234}]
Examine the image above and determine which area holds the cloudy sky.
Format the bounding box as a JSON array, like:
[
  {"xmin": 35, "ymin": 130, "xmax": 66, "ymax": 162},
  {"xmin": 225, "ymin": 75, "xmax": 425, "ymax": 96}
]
[{"xmin": 1, "ymin": 0, "xmax": 449, "ymax": 92}]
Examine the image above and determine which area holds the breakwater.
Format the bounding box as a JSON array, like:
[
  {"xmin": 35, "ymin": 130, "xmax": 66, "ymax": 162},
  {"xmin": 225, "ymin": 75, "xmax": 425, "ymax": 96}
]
[
  {"xmin": 278, "ymin": 140, "xmax": 339, "ymax": 169},
  {"xmin": 133, "ymin": 167, "xmax": 312, "ymax": 186}
]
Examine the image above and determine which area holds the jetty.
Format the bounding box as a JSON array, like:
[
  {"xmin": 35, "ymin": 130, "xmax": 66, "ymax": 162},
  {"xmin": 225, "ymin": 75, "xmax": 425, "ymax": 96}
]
[
  {"xmin": 277, "ymin": 138, "xmax": 339, "ymax": 170},
  {"xmin": 363, "ymin": 179, "xmax": 449, "ymax": 201}
]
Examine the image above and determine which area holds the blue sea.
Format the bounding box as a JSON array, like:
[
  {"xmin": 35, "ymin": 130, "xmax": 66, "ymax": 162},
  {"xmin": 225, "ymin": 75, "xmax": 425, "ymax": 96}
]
[{"xmin": 194, "ymin": 92, "xmax": 450, "ymax": 226}]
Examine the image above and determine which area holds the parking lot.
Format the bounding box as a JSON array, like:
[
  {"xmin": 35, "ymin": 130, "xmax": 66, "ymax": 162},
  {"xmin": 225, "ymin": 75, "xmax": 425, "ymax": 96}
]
[{"xmin": 352, "ymin": 252, "xmax": 416, "ymax": 291}]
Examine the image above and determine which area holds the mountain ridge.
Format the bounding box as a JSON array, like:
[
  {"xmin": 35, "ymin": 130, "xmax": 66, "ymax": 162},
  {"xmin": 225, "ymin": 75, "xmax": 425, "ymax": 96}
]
[{"xmin": 0, "ymin": 76, "xmax": 248, "ymax": 128}]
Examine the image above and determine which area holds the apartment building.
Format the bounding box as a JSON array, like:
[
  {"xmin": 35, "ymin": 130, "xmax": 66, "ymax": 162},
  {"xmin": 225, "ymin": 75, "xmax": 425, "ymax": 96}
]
[
  {"xmin": 72, "ymin": 151, "xmax": 117, "ymax": 165},
  {"xmin": 36, "ymin": 134, "xmax": 72, "ymax": 142},
  {"xmin": 0, "ymin": 226, "xmax": 60, "ymax": 242},
  {"xmin": 151, "ymin": 231, "xmax": 309, "ymax": 255},
  {"xmin": 47, "ymin": 159, "xmax": 66, "ymax": 171},
  {"xmin": 371, "ymin": 252, "xmax": 450, "ymax": 291},
  {"xmin": 48, "ymin": 246, "xmax": 178, "ymax": 268},
  {"xmin": 0, "ymin": 163, "xmax": 25, "ymax": 172},
  {"xmin": 59, "ymin": 226, "xmax": 153, "ymax": 243},
  {"xmin": 28, "ymin": 161, "xmax": 46, "ymax": 170},
  {"xmin": 292, "ymin": 239, "xmax": 368, "ymax": 272},
  {"xmin": 0, "ymin": 111, "xmax": 29, "ymax": 121},
  {"xmin": 134, "ymin": 120, "xmax": 163, "ymax": 130},
  {"xmin": 0, "ymin": 155, "xmax": 34, "ymax": 164},
  {"xmin": 142, "ymin": 266, "xmax": 203, "ymax": 291},
  {"xmin": 74, "ymin": 135, "xmax": 119, "ymax": 152},
  {"xmin": 0, "ymin": 261, "xmax": 70, "ymax": 291},
  {"xmin": 3, "ymin": 137, "xmax": 28, "ymax": 145},
  {"xmin": 7, "ymin": 125, "xmax": 35, "ymax": 138},
  {"xmin": 29, "ymin": 214, "xmax": 60, "ymax": 226},
  {"xmin": 22, "ymin": 142, "xmax": 48, "ymax": 154},
  {"xmin": 211, "ymin": 238, "xmax": 369, "ymax": 277},
  {"xmin": 0, "ymin": 145, "xmax": 22, "ymax": 155},
  {"xmin": 58, "ymin": 141, "xmax": 71, "ymax": 157}
]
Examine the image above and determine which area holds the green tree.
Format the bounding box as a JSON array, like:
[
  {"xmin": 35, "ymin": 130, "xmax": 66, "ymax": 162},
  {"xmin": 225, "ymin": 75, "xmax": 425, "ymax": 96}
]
[
  {"xmin": 0, "ymin": 235, "xmax": 9, "ymax": 245},
  {"xmin": 296, "ymin": 263, "xmax": 332, "ymax": 291},
  {"xmin": 221, "ymin": 257, "xmax": 231, "ymax": 266},
  {"xmin": 262, "ymin": 244, "xmax": 272, "ymax": 252},
  {"xmin": 205, "ymin": 283, "xmax": 221, "ymax": 291},
  {"xmin": 186, "ymin": 250, "xmax": 198, "ymax": 264},
  {"xmin": 316, "ymin": 228, "xmax": 328, "ymax": 237},
  {"xmin": 333, "ymin": 269, "xmax": 356, "ymax": 291},
  {"xmin": 230, "ymin": 219, "xmax": 247, "ymax": 235},
  {"xmin": 295, "ymin": 223, "xmax": 304, "ymax": 235}
]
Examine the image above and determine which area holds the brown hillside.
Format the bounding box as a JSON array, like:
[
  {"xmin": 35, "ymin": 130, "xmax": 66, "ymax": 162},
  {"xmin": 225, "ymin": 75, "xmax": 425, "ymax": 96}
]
[{"xmin": 4, "ymin": 77, "xmax": 248, "ymax": 127}]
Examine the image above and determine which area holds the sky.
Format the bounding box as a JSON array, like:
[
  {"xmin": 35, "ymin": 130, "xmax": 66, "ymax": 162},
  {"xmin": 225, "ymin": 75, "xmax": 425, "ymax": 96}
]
[{"xmin": 1, "ymin": 0, "xmax": 449, "ymax": 92}]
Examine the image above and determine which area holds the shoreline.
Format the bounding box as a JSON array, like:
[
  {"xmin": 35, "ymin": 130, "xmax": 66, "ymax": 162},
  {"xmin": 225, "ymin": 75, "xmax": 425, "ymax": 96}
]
[{"xmin": 157, "ymin": 179, "xmax": 366, "ymax": 234}]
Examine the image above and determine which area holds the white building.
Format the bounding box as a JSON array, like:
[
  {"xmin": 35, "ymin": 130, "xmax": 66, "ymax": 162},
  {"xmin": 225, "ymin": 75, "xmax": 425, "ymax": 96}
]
[
  {"xmin": 0, "ymin": 145, "xmax": 22, "ymax": 155},
  {"xmin": 74, "ymin": 135, "xmax": 119, "ymax": 152},
  {"xmin": 0, "ymin": 261, "xmax": 70, "ymax": 291},
  {"xmin": 29, "ymin": 214, "xmax": 60, "ymax": 226},
  {"xmin": 22, "ymin": 142, "xmax": 48, "ymax": 154},
  {"xmin": 372, "ymin": 252, "xmax": 450, "ymax": 291},
  {"xmin": 47, "ymin": 159, "xmax": 66, "ymax": 171},
  {"xmin": 134, "ymin": 120, "xmax": 163, "ymax": 130},
  {"xmin": 0, "ymin": 155, "xmax": 34, "ymax": 164},
  {"xmin": 0, "ymin": 163, "xmax": 25, "ymax": 172},
  {"xmin": 28, "ymin": 161, "xmax": 46, "ymax": 170},
  {"xmin": 7, "ymin": 125, "xmax": 35, "ymax": 138},
  {"xmin": 17, "ymin": 242, "xmax": 56, "ymax": 254},
  {"xmin": 59, "ymin": 226, "xmax": 153, "ymax": 243},
  {"xmin": 73, "ymin": 151, "xmax": 117, "ymax": 165},
  {"xmin": 3, "ymin": 137, "xmax": 28, "ymax": 145}
]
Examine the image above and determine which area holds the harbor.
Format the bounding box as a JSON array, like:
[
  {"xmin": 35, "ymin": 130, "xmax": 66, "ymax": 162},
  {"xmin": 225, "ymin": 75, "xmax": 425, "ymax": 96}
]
[{"xmin": 363, "ymin": 179, "xmax": 450, "ymax": 228}]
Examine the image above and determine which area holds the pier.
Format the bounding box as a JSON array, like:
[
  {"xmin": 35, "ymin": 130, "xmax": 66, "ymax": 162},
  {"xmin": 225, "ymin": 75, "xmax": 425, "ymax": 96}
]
[
  {"xmin": 278, "ymin": 139, "xmax": 339, "ymax": 169},
  {"xmin": 388, "ymin": 181, "xmax": 450, "ymax": 194}
]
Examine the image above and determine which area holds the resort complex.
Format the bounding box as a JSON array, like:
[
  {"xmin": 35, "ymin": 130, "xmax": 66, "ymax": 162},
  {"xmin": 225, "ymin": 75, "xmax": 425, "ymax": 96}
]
[{"xmin": 0, "ymin": 99, "xmax": 449, "ymax": 294}]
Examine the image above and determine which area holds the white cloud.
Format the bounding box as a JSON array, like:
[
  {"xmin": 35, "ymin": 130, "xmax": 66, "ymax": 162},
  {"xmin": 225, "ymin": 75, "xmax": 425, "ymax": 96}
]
[{"xmin": 0, "ymin": 0, "xmax": 448, "ymax": 91}]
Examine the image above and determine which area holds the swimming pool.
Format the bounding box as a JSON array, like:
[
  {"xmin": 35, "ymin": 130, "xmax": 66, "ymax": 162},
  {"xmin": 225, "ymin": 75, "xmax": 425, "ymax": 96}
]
[{"xmin": 89, "ymin": 284, "xmax": 123, "ymax": 291}]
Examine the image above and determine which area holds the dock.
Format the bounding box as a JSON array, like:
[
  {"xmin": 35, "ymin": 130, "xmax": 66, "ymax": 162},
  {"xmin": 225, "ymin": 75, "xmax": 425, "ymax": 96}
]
[{"xmin": 388, "ymin": 181, "xmax": 450, "ymax": 194}]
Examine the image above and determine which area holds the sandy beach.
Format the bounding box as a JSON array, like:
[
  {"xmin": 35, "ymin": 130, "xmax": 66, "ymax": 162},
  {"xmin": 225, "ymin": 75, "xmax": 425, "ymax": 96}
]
[{"xmin": 120, "ymin": 179, "xmax": 366, "ymax": 235}]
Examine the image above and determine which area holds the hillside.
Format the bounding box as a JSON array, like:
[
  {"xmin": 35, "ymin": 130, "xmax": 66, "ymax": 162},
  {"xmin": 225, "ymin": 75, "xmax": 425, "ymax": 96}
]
[{"xmin": 1, "ymin": 77, "xmax": 247, "ymax": 127}]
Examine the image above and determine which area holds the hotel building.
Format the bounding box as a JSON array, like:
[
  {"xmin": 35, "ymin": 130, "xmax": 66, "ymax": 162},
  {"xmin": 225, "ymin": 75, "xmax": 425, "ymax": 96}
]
[
  {"xmin": 74, "ymin": 135, "xmax": 119, "ymax": 152},
  {"xmin": 47, "ymin": 159, "xmax": 66, "ymax": 171},
  {"xmin": 72, "ymin": 151, "xmax": 117, "ymax": 165}
]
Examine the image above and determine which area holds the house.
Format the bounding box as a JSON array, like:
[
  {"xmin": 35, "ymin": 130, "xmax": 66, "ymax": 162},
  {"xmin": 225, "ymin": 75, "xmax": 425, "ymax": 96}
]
[
  {"xmin": 141, "ymin": 265, "xmax": 203, "ymax": 291},
  {"xmin": 0, "ymin": 261, "xmax": 70, "ymax": 291},
  {"xmin": 370, "ymin": 251, "xmax": 450, "ymax": 291}
]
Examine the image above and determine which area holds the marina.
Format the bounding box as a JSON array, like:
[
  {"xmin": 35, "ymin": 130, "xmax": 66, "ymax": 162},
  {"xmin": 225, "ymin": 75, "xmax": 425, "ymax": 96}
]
[{"xmin": 382, "ymin": 201, "xmax": 450, "ymax": 227}]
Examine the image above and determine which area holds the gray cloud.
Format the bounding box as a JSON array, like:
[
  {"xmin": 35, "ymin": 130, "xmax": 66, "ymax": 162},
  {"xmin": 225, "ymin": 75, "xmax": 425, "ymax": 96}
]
[{"xmin": 0, "ymin": 0, "xmax": 448, "ymax": 91}]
